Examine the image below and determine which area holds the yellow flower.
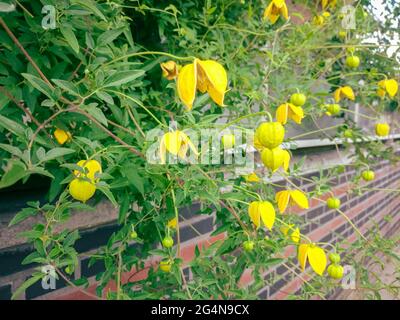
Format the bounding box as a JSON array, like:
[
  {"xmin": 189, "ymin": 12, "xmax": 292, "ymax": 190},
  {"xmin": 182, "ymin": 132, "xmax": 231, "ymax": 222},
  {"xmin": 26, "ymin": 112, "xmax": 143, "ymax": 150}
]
[
  {"xmin": 276, "ymin": 103, "xmax": 305, "ymax": 125},
  {"xmin": 263, "ymin": 0, "xmax": 289, "ymax": 25},
  {"xmin": 253, "ymin": 134, "xmax": 264, "ymax": 151},
  {"xmin": 375, "ymin": 123, "xmax": 390, "ymax": 137},
  {"xmin": 261, "ymin": 147, "xmax": 290, "ymax": 172},
  {"xmin": 275, "ymin": 189, "xmax": 309, "ymax": 213},
  {"xmin": 177, "ymin": 58, "xmax": 228, "ymax": 110},
  {"xmin": 334, "ymin": 86, "xmax": 355, "ymax": 102},
  {"xmin": 321, "ymin": 0, "xmax": 337, "ymax": 10},
  {"xmin": 244, "ymin": 172, "xmax": 260, "ymax": 183},
  {"xmin": 167, "ymin": 217, "xmax": 178, "ymax": 229},
  {"xmin": 280, "ymin": 224, "xmax": 300, "ymax": 243},
  {"xmin": 54, "ymin": 128, "xmax": 71, "ymax": 145},
  {"xmin": 69, "ymin": 178, "xmax": 96, "ymax": 203},
  {"xmin": 248, "ymin": 201, "xmax": 276, "ymax": 230},
  {"xmin": 322, "ymin": 11, "xmax": 331, "ymax": 18},
  {"xmin": 159, "ymin": 130, "xmax": 199, "ymax": 164},
  {"xmin": 298, "ymin": 243, "xmax": 327, "ymax": 276},
  {"xmin": 74, "ymin": 159, "xmax": 102, "ymax": 182},
  {"xmin": 255, "ymin": 122, "xmax": 285, "ymax": 149},
  {"xmin": 312, "ymin": 15, "xmax": 325, "ymax": 26},
  {"xmin": 377, "ymin": 79, "xmax": 398, "ymax": 98},
  {"xmin": 160, "ymin": 61, "xmax": 179, "ymax": 80}
]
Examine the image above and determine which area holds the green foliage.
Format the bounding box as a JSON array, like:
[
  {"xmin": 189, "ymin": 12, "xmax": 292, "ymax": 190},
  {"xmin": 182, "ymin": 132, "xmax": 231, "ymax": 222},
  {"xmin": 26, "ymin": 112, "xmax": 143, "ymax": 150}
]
[{"xmin": 0, "ymin": 0, "xmax": 399, "ymax": 300}]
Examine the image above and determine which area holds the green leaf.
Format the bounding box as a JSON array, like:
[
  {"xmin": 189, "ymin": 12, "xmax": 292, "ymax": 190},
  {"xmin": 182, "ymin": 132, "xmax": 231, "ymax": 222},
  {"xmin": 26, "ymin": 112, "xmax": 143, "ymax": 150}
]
[
  {"xmin": 0, "ymin": 160, "xmax": 28, "ymax": 189},
  {"xmin": 52, "ymin": 79, "xmax": 80, "ymax": 96},
  {"xmin": 0, "ymin": 115, "xmax": 26, "ymax": 137},
  {"xmin": 103, "ymin": 70, "xmax": 145, "ymax": 88},
  {"xmin": 70, "ymin": 0, "xmax": 106, "ymax": 21},
  {"xmin": 40, "ymin": 147, "xmax": 76, "ymax": 163},
  {"xmin": 60, "ymin": 26, "xmax": 80, "ymax": 54},
  {"xmin": 21, "ymin": 73, "xmax": 53, "ymax": 99},
  {"xmin": 12, "ymin": 274, "xmax": 43, "ymax": 300},
  {"xmin": 96, "ymin": 91, "xmax": 114, "ymax": 105},
  {"xmin": 97, "ymin": 185, "xmax": 118, "ymax": 207},
  {"xmin": 121, "ymin": 165, "xmax": 144, "ymax": 195},
  {"xmin": 9, "ymin": 207, "xmax": 38, "ymax": 226},
  {"xmin": 0, "ymin": 143, "xmax": 23, "ymax": 158},
  {"xmin": 97, "ymin": 28, "xmax": 124, "ymax": 46},
  {"xmin": 82, "ymin": 104, "xmax": 108, "ymax": 127}
]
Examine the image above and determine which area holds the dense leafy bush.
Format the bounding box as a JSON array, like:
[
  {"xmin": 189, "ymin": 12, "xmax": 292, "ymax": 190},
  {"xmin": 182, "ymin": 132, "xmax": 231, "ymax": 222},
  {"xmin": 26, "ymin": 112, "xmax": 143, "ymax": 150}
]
[{"xmin": 0, "ymin": 0, "xmax": 399, "ymax": 299}]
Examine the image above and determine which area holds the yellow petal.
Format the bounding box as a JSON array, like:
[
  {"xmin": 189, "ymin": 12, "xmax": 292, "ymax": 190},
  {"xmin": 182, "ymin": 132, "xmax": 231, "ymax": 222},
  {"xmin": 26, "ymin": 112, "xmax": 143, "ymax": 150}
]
[
  {"xmin": 290, "ymin": 190, "xmax": 309, "ymax": 209},
  {"xmin": 282, "ymin": 150, "xmax": 290, "ymax": 172},
  {"xmin": 248, "ymin": 201, "xmax": 261, "ymax": 228},
  {"xmin": 288, "ymin": 104, "xmax": 304, "ymax": 124},
  {"xmin": 377, "ymin": 88, "xmax": 386, "ymax": 98},
  {"xmin": 333, "ymin": 87, "xmax": 341, "ymax": 102},
  {"xmin": 177, "ymin": 63, "xmax": 197, "ymax": 110},
  {"xmin": 378, "ymin": 79, "xmax": 387, "ymax": 89},
  {"xmin": 196, "ymin": 59, "xmax": 228, "ymax": 106},
  {"xmin": 308, "ymin": 245, "xmax": 327, "ymax": 276},
  {"xmin": 298, "ymin": 244, "xmax": 309, "ymax": 271},
  {"xmin": 160, "ymin": 61, "xmax": 178, "ymax": 80},
  {"xmin": 386, "ymin": 79, "xmax": 398, "ymax": 97},
  {"xmin": 54, "ymin": 128, "xmax": 71, "ymax": 145},
  {"xmin": 159, "ymin": 137, "xmax": 167, "ymax": 164},
  {"xmin": 163, "ymin": 131, "xmax": 183, "ymax": 155},
  {"xmin": 259, "ymin": 201, "xmax": 276, "ymax": 230},
  {"xmin": 341, "ymin": 86, "xmax": 355, "ymax": 100},
  {"xmin": 275, "ymin": 190, "xmax": 290, "ymax": 213},
  {"xmin": 321, "ymin": 0, "xmax": 328, "ymax": 10},
  {"xmin": 276, "ymin": 103, "xmax": 289, "ymax": 124},
  {"xmin": 280, "ymin": 2, "xmax": 289, "ymax": 20},
  {"xmin": 167, "ymin": 217, "xmax": 178, "ymax": 229},
  {"xmin": 245, "ymin": 172, "xmax": 260, "ymax": 182},
  {"xmin": 263, "ymin": 2, "xmax": 274, "ymax": 20},
  {"xmin": 291, "ymin": 227, "xmax": 300, "ymax": 243}
]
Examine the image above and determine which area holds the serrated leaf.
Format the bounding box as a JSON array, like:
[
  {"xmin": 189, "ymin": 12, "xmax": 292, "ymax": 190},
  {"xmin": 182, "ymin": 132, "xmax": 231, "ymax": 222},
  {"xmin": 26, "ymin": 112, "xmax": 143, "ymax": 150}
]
[
  {"xmin": 0, "ymin": 114, "xmax": 25, "ymax": 137},
  {"xmin": 97, "ymin": 28, "xmax": 124, "ymax": 46},
  {"xmin": 71, "ymin": 0, "xmax": 106, "ymax": 21}
]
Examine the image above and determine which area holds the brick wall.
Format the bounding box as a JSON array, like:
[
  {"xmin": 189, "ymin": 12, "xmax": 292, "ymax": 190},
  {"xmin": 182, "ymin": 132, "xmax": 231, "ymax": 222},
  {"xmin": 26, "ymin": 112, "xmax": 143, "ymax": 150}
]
[{"xmin": 1, "ymin": 157, "xmax": 399, "ymax": 300}]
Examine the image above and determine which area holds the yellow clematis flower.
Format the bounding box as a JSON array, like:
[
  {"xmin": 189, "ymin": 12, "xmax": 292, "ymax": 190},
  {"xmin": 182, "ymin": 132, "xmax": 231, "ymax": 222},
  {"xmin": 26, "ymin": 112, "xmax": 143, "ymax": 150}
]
[
  {"xmin": 167, "ymin": 217, "xmax": 178, "ymax": 229},
  {"xmin": 312, "ymin": 15, "xmax": 325, "ymax": 26},
  {"xmin": 261, "ymin": 147, "xmax": 290, "ymax": 172},
  {"xmin": 377, "ymin": 79, "xmax": 398, "ymax": 98},
  {"xmin": 74, "ymin": 159, "xmax": 102, "ymax": 182},
  {"xmin": 280, "ymin": 224, "xmax": 301, "ymax": 243},
  {"xmin": 159, "ymin": 130, "xmax": 199, "ymax": 164},
  {"xmin": 54, "ymin": 128, "xmax": 71, "ymax": 145},
  {"xmin": 276, "ymin": 103, "xmax": 305, "ymax": 125},
  {"xmin": 248, "ymin": 201, "xmax": 276, "ymax": 230},
  {"xmin": 375, "ymin": 123, "xmax": 390, "ymax": 137},
  {"xmin": 298, "ymin": 243, "xmax": 327, "ymax": 276},
  {"xmin": 177, "ymin": 58, "xmax": 228, "ymax": 110},
  {"xmin": 263, "ymin": 0, "xmax": 289, "ymax": 25},
  {"xmin": 160, "ymin": 61, "xmax": 179, "ymax": 80},
  {"xmin": 321, "ymin": 0, "xmax": 337, "ymax": 10},
  {"xmin": 275, "ymin": 189, "xmax": 309, "ymax": 213},
  {"xmin": 333, "ymin": 86, "xmax": 355, "ymax": 102},
  {"xmin": 244, "ymin": 172, "xmax": 260, "ymax": 182}
]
